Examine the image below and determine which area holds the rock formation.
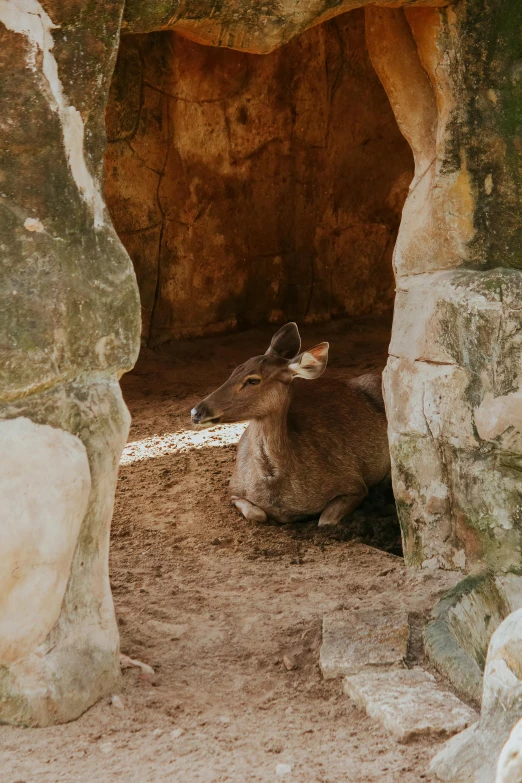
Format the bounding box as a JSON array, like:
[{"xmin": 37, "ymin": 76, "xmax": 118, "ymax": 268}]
[
  {"xmin": 431, "ymin": 609, "xmax": 522, "ymax": 782},
  {"xmin": 1, "ymin": 0, "xmax": 522, "ymax": 741},
  {"xmin": 105, "ymin": 13, "xmax": 413, "ymax": 342}
]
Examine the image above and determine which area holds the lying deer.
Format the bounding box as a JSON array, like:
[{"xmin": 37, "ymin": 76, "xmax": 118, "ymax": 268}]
[{"xmin": 191, "ymin": 323, "xmax": 390, "ymax": 526}]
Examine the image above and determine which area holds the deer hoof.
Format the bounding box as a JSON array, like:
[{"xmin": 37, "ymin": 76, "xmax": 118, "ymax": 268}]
[{"xmin": 317, "ymin": 515, "xmax": 340, "ymax": 528}]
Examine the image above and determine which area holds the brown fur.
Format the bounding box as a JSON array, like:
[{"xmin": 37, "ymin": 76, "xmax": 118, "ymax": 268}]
[{"xmin": 191, "ymin": 324, "xmax": 390, "ymax": 526}]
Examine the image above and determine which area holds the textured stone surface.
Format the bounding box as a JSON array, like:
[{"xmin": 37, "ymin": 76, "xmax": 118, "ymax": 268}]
[
  {"xmin": 121, "ymin": 0, "xmax": 448, "ymax": 52},
  {"xmin": 373, "ymin": 2, "xmax": 522, "ymax": 572},
  {"xmin": 320, "ymin": 609, "xmax": 409, "ymax": 680},
  {"xmin": 0, "ymin": 381, "xmax": 129, "ymax": 726},
  {"xmin": 496, "ymin": 718, "xmax": 522, "ymax": 783},
  {"xmin": 384, "ymin": 269, "xmax": 522, "ymax": 571},
  {"xmin": 424, "ymin": 573, "xmax": 522, "ymax": 707},
  {"xmin": 431, "ymin": 609, "xmax": 522, "ymax": 782},
  {"xmin": 424, "ymin": 575, "xmax": 498, "ymax": 705},
  {"xmin": 0, "ymin": 418, "xmax": 91, "ymax": 664},
  {"xmin": 0, "ymin": 0, "xmax": 139, "ymax": 726},
  {"xmin": 105, "ymin": 14, "xmax": 413, "ymax": 342},
  {"xmin": 345, "ymin": 667, "xmax": 477, "ymax": 743},
  {"xmin": 0, "ymin": 0, "xmax": 140, "ymax": 401}
]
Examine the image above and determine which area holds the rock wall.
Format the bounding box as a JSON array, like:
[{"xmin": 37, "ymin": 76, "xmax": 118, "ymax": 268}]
[
  {"xmin": 105, "ymin": 12, "xmax": 413, "ymax": 342},
  {"xmin": 367, "ymin": 6, "xmax": 522, "ymax": 572},
  {"xmin": 431, "ymin": 607, "xmax": 522, "ymax": 782},
  {"xmin": 0, "ymin": 0, "xmax": 140, "ymax": 725}
]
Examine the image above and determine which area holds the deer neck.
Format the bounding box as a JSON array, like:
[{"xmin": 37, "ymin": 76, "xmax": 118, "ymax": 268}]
[{"xmin": 250, "ymin": 400, "xmax": 290, "ymax": 472}]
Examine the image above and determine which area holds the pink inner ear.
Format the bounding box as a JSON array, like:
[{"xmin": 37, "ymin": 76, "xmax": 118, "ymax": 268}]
[{"xmin": 308, "ymin": 343, "xmax": 328, "ymax": 360}]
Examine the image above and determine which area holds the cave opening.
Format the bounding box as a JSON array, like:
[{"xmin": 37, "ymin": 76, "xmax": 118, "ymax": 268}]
[{"xmin": 104, "ymin": 9, "xmax": 413, "ymax": 555}]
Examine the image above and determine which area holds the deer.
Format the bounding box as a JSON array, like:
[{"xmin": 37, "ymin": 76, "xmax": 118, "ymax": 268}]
[{"xmin": 190, "ymin": 323, "xmax": 390, "ymax": 527}]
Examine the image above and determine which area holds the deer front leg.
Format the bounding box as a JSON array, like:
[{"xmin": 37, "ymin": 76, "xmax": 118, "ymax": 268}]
[
  {"xmin": 231, "ymin": 496, "xmax": 268, "ymax": 523},
  {"xmin": 318, "ymin": 490, "xmax": 367, "ymax": 528}
]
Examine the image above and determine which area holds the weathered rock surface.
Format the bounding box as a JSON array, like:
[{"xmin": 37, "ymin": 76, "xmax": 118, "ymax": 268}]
[
  {"xmin": 431, "ymin": 609, "xmax": 522, "ymax": 782},
  {"xmin": 424, "ymin": 573, "xmax": 522, "ymax": 705},
  {"xmin": 121, "ymin": 0, "xmax": 448, "ymax": 53},
  {"xmin": 320, "ymin": 609, "xmax": 409, "ymax": 680},
  {"xmin": 105, "ymin": 13, "xmax": 413, "ymax": 342},
  {"xmin": 496, "ymin": 718, "xmax": 522, "ymax": 783},
  {"xmin": 0, "ymin": 0, "xmax": 140, "ymax": 401},
  {"xmin": 0, "ymin": 0, "xmax": 139, "ymax": 724},
  {"xmin": 345, "ymin": 667, "xmax": 477, "ymax": 743},
  {"xmin": 385, "ymin": 269, "xmax": 522, "ymax": 571},
  {"xmin": 0, "ymin": 381, "xmax": 129, "ymax": 725},
  {"xmin": 373, "ymin": 3, "xmax": 522, "ymax": 571},
  {"xmin": 0, "ymin": 418, "xmax": 91, "ymax": 665}
]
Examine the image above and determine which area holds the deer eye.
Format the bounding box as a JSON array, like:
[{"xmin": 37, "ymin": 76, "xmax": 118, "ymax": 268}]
[{"xmin": 244, "ymin": 377, "xmax": 261, "ymax": 386}]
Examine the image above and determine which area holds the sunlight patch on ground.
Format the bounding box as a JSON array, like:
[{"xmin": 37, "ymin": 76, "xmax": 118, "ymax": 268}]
[{"xmin": 121, "ymin": 423, "xmax": 247, "ymax": 465}]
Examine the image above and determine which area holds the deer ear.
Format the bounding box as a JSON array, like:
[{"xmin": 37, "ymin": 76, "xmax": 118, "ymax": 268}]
[
  {"xmin": 265, "ymin": 322, "xmax": 301, "ymax": 359},
  {"xmin": 289, "ymin": 342, "xmax": 329, "ymax": 379}
]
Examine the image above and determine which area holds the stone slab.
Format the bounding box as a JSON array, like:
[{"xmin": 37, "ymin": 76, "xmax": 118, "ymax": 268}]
[
  {"xmin": 320, "ymin": 609, "xmax": 409, "ymax": 680},
  {"xmin": 344, "ymin": 667, "xmax": 478, "ymax": 743}
]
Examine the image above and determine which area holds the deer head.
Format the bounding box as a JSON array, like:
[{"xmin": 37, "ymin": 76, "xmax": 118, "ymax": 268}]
[{"xmin": 191, "ymin": 323, "xmax": 329, "ymax": 428}]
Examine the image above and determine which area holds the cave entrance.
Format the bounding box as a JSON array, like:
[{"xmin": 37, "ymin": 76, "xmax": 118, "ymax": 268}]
[
  {"xmin": 104, "ymin": 9, "xmax": 413, "ymax": 555},
  {"xmin": 104, "ymin": 10, "xmax": 413, "ymax": 345}
]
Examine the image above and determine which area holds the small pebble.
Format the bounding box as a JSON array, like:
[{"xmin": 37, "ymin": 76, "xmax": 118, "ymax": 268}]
[
  {"xmin": 111, "ymin": 694, "xmax": 125, "ymax": 710},
  {"xmin": 120, "ymin": 653, "xmax": 154, "ymax": 676},
  {"xmin": 283, "ymin": 655, "xmax": 297, "ymax": 671},
  {"xmin": 170, "ymin": 728, "xmax": 184, "ymax": 739},
  {"xmin": 99, "ymin": 743, "xmax": 113, "ymax": 754},
  {"xmin": 152, "ymin": 728, "xmax": 163, "ymax": 738},
  {"xmin": 276, "ymin": 763, "xmax": 292, "ymax": 776}
]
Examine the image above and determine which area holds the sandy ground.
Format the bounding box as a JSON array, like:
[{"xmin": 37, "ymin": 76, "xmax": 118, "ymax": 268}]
[{"xmin": 2, "ymin": 317, "xmax": 463, "ymax": 783}]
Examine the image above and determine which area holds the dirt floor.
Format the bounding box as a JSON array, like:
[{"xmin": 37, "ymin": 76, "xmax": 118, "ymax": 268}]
[{"xmin": 2, "ymin": 316, "xmax": 463, "ymax": 783}]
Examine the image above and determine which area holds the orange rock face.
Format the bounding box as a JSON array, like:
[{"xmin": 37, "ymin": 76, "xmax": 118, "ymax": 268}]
[{"xmin": 104, "ymin": 11, "xmax": 413, "ymax": 342}]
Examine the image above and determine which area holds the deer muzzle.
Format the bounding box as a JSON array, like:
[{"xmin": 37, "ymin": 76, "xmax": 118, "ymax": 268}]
[{"xmin": 191, "ymin": 401, "xmax": 222, "ymax": 428}]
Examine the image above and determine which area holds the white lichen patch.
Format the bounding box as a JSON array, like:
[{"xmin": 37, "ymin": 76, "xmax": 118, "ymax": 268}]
[
  {"xmin": 0, "ymin": 0, "xmax": 105, "ymax": 228},
  {"xmin": 23, "ymin": 216, "xmax": 44, "ymax": 232},
  {"xmin": 427, "ymin": 479, "xmax": 449, "ymax": 500}
]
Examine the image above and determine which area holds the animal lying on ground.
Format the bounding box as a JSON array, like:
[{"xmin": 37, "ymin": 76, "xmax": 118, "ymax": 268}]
[{"xmin": 191, "ymin": 323, "xmax": 390, "ymax": 526}]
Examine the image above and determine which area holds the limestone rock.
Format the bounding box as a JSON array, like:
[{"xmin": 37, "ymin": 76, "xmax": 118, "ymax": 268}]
[
  {"xmin": 431, "ymin": 609, "xmax": 522, "ymax": 782},
  {"xmin": 385, "ymin": 268, "xmax": 522, "ymax": 571},
  {"xmin": 0, "ymin": 0, "xmax": 139, "ymax": 726},
  {"xmin": 0, "ymin": 418, "xmax": 91, "ymax": 665},
  {"xmin": 423, "ymin": 574, "xmax": 521, "ymax": 705},
  {"xmin": 496, "ymin": 718, "xmax": 522, "ymax": 783},
  {"xmin": 374, "ymin": 0, "xmax": 522, "ymax": 573},
  {"xmin": 0, "ymin": 382, "xmax": 130, "ymax": 726},
  {"xmin": 320, "ymin": 609, "xmax": 409, "ymax": 680},
  {"xmin": 345, "ymin": 668, "xmax": 477, "ymax": 743},
  {"xmin": 0, "ymin": 0, "xmax": 140, "ymax": 403}
]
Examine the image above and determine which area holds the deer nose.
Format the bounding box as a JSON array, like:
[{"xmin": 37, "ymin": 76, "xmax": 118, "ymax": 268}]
[{"xmin": 191, "ymin": 403, "xmax": 209, "ymax": 424}]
